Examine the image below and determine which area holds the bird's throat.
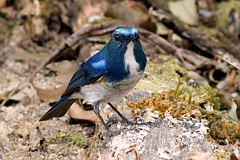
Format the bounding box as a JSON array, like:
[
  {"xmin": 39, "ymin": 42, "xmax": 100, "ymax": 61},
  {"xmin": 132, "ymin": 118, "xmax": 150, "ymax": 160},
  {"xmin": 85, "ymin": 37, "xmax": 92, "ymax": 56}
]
[{"xmin": 124, "ymin": 42, "xmax": 139, "ymax": 75}]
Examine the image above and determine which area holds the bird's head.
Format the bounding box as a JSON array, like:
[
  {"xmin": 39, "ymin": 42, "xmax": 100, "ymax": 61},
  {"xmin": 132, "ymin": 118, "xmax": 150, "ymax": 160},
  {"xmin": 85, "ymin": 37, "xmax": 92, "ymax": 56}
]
[
  {"xmin": 105, "ymin": 27, "xmax": 146, "ymax": 79},
  {"xmin": 112, "ymin": 27, "xmax": 139, "ymax": 43},
  {"xmin": 107, "ymin": 27, "xmax": 144, "ymax": 56}
]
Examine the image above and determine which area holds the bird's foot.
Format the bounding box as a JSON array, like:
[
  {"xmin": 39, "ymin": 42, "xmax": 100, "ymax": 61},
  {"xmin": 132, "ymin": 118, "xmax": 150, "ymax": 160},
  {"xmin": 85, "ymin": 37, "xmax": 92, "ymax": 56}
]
[
  {"xmin": 106, "ymin": 117, "xmax": 151, "ymax": 127},
  {"xmin": 121, "ymin": 118, "xmax": 154, "ymax": 126},
  {"xmin": 102, "ymin": 127, "xmax": 133, "ymax": 148}
]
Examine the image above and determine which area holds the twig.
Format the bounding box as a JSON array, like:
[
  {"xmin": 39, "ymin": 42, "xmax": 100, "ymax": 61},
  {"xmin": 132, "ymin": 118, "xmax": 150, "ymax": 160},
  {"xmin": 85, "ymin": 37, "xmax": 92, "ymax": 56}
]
[
  {"xmin": 1, "ymin": 19, "xmax": 220, "ymax": 106},
  {"xmin": 137, "ymin": 28, "xmax": 211, "ymax": 69},
  {"xmin": 1, "ymin": 21, "xmax": 127, "ymax": 107},
  {"xmin": 152, "ymin": 10, "xmax": 240, "ymax": 70},
  {"xmin": 31, "ymin": 21, "xmax": 127, "ymax": 78}
]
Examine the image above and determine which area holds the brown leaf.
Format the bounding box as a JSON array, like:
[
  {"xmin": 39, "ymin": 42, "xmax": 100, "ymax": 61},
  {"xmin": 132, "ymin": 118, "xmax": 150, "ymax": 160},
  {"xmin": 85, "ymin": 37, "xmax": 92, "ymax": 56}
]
[
  {"xmin": 71, "ymin": 0, "xmax": 108, "ymax": 31},
  {"xmin": 32, "ymin": 82, "xmax": 67, "ymax": 102},
  {"xmin": 54, "ymin": 66, "xmax": 77, "ymax": 83},
  {"xmin": 0, "ymin": 0, "xmax": 7, "ymax": 8},
  {"xmin": 10, "ymin": 91, "xmax": 26, "ymax": 101},
  {"xmin": 233, "ymin": 98, "xmax": 240, "ymax": 119},
  {"xmin": 216, "ymin": 70, "xmax": 238, "ymax": 92},
  {"xmin": 217, "ymin": 92, "xmax": 240, "ymax": 120},
  {"xmin": 105, "ymin": 1, "xmax": 156, "ymax": 32},
  {"xmin": 187, "ymin": 71, "xmax": 209, "ymax": 86},
  {"xmin": 67, "ymin": 101, "xmax": 99, "ymax": 123},
  {"xmin": 168, "ymin": 0, "xmax": 198, "ymax": 25},
  {"xmin": 47, "ymin": 60, "xmax": 77, "ymax": 76},
  {"xmin": 10, "ymin": 49, "xmax": 49, "ymax": 61},
  {"xmin": 32, "ymin": 66, "xmax": 76, "ymax": 102},
  {"xmin": 217, "ymin": 92, "xmax": 232, "ymax": 110},
  {"xmin": 229, "ymin": 100, "xmax": 238, "ymax": 121}
]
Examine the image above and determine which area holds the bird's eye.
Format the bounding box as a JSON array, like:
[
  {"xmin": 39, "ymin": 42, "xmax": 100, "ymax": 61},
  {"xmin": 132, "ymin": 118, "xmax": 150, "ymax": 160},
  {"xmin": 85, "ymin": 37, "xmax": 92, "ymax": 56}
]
[
  {"xmin": 114, "ymin": 35, "xmax": 120, "ymax": 41},
  {"xmin": 136, "ymin": 34, "xmax": 139, "ymax": 39}
]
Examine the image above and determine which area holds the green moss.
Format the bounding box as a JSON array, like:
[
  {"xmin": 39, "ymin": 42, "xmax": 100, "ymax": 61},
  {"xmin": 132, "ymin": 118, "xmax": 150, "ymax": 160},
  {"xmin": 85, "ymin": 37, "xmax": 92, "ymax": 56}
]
[
  {"xmin": 127, "ymin": 91, "xmax": 239, "ymax": 143},
  {"xmin": 216, "ymin": 1, "xmax": 240, "ymax": 30},
  {"xmin": 98, "ymin": 35, "xmax": 111, "ymax": 43},
  {"xmin": 214, "ymin": 151, "xmax": 232, "ymax": 160},
  {"xmin": 136, "ymin": 61, "xmax": 187, "ymax": 92},
  {"xmin": 128, "ymin": 61, "xmax": 240, "ymax": 144},
  {"xmin": 158, "ymin": 54, "xmax": 177, "ymax": 62},
  {"xmin": 89, "ymin": 17, "xmax": 118, "ymax": 25},
  {"xmin": 196, "ymin": 27, "xmax": 226, "ymax": 43},
  {"xmin": 41, "ymin": 0, "xmax": 61, "ymax": 18},
  {"xmin": 0, "ymin": 93, "xmax": 6, "ymax": 101},
  {"xmin": 44, "ymin": 132, "xmax": 89, "ymax": 149},
  {"xmin": 209, "ymin": 118, "xmax": 240, "ymax": 144},
  {"xmin": 138, "ymin": 61, "xmax": 220, "ymax": 107}
]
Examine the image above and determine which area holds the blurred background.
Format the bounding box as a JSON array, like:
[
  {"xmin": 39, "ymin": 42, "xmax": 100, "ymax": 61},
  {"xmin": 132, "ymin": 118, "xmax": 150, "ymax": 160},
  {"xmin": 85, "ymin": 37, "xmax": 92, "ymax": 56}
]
[{"xmin": 0, "ymin": 0, "xmax": 240, "ymax": 159}]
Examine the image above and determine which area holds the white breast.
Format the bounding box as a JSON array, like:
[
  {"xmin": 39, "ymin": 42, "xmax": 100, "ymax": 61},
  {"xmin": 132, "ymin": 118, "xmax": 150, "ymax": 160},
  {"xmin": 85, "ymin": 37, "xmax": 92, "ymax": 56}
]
[
  {"xmin": 124, "ymin": 42, "xmax": 139, "ymax": 75},
  {"xmin": 70, "ymin": 42, "xmax": 142, "ymax": 105},
  {"xmin": 70, "ymin": 73, "xmax": 142, "ymax": 105}
]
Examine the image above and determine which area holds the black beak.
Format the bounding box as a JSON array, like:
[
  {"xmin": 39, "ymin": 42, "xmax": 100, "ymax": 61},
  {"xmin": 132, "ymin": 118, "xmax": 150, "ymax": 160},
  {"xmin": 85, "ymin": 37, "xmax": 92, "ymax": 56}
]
[{"xmin": 127, "ymin": 36, "xmax": 135, "ymax": 42}]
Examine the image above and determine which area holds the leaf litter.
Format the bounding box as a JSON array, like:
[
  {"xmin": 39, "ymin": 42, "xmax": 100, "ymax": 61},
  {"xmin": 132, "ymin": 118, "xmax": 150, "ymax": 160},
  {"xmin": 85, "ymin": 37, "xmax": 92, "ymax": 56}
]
[{"xmin": 0, "ymin": 0, "xmax": 240, "ymax": 159}]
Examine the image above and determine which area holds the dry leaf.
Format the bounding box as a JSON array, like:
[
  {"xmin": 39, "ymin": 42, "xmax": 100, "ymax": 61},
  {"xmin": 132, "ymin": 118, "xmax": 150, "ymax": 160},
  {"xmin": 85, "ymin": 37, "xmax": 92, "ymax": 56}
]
[
  {"xmin": 105, "ymin": 1, "xmax": 148, "ymax": 26},
  {"xmin": 32, "ymin": 83, "xmax": 67, "ymax": 102},
  {"xmin": 105, "ymin": 1, "xmax": 156, "ymax": 32},
  {"xmin": 229, "ymin": 100, "xmax": 239, "ymax": 121},
  {"xmin": 216, "ymin": 70, "xmax": 238, "ymax": 92},
  {"xmin": 10, "ymin": 49, "xmax": 49, "ymax": 61},
  {"xmin": 71, "ymin": 0, "xmax": 108, "ymax": 31},
  {"xmin": 217, "ymin": 92, "xmax": 232, "ymax": 109},
  {"xmin": 0, "ymin": 121, "xmax": 13, "ymax": 139},
  {"xmin": 168, "ymin": 0, "xmax": 198, "ymax": 25},
  {"xmin": 10, "ymin": 91, "xmax": 26, "ymax": 101},
  {"xmin": 156, "ymin": 23, "xmax": 170, "ymax": 35},
  {"xmin": 187, "ymin": 71, "xmax": 209, "ymax": 86},
  {"xmin": 54, "ymin": 66, "xmax": 77, "ymax": 83},
  {"xmin": 0, "ymin": 0, "xmax": 6, "ymax": 8},
  {"xmin": 218, "ymin": 92, "xmax": 239, "ymax": 120},
  {"xmin": 32, "ymin": 65, "xmax": 76, "ymax": 102},
  {"xmin": 67, "ymin": 101, "xmax": 99, "ymax": 123},
  {"xmin": 233, "ymin": 98, "xmax": 240, "ymax": 119},
  {"xmin": 47, "ymin": 60, "xmax": 77, "ymax": 74}
]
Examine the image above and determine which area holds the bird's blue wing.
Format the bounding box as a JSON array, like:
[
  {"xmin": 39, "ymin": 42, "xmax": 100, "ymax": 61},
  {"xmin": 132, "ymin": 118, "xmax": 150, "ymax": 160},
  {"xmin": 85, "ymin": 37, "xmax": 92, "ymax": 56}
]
[
  {"xmin": 62, "ymin": 60, "xmax": 107, "ymax": 96},
  {"xmin": 39, "ymin": 59, "xmax": 107, "ymax": 121}
]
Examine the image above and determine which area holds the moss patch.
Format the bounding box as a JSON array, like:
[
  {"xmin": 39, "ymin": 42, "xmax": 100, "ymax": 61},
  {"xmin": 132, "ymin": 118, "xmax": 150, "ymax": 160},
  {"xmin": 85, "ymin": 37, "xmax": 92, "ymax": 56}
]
[
  {"xmin": 216, "ymin": 1, "xmax": 240, "ymax": 31},
  {"xmin": 89, "ymin": 17, "xmax": 118, "ymax": 25},
  {"xmin": 128, "ymin": 61, "xmax": 240, "ymax": 144},
  {"xmin": 44, "ymin": 132, "xmax": 89, "ymax": 149},
  {"xmin": 136, "ymin": 61, "xmax": 187, "ymax": 92}
]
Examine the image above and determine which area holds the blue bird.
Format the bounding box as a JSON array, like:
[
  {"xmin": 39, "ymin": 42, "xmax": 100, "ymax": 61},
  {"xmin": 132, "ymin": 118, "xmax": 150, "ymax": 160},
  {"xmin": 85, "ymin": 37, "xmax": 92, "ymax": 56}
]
[{"xmin": 40, "ymin": 27, "xmax": 147, "ymax": 132}]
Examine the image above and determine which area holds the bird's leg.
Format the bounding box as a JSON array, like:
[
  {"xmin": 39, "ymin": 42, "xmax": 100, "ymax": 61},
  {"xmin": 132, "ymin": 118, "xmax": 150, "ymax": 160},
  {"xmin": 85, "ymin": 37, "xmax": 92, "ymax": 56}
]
[
  {"xmin": 93, "ymin": 103, "xmax": 125, "ymax": 147},
  {"xmin": 108, "ymin": 102, "xmax": 154, "ymax": 126},
  {"xmin": 107, "ymin": 102, "xmax": 139, "ymax": 125},
  {"xmin": 93, "ymin": 103, "xmax": 122, "ymax": 135},
  {"xmin": 93, "ymin": 103, "xmax": 109, "ymax": 131},
  {"xmin": 107, "ymin": 103, "xmax": 130, "ymax": 123}
]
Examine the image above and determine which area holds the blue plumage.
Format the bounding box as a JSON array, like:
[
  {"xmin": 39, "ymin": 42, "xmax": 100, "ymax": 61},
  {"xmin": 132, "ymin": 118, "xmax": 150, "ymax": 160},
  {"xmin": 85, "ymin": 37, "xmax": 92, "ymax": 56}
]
[{"xmin": 40, "ymin": 28, "xmax": 147, "ymax": 131}]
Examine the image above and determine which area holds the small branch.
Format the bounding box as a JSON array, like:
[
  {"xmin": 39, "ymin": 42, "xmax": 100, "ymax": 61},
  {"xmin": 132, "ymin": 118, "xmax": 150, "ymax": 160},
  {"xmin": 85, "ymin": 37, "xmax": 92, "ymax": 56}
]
[
  {"xmin": 1, "ymin": 19, "xmax": 224, "ymax": 106},
  {"xmin": 137, "ymin": 28, "xmax": 211, "ymax": 70},
  {"xmin": 1, "ymin": 21, "xmax": 127, "ymax": 107},
  {"xmin": 152, "ymin": 10, "xmax": 240, "ymax": 70},
  {"xmin": 31, "ymin": 21, "xmax": 127, "ymax": 78}
]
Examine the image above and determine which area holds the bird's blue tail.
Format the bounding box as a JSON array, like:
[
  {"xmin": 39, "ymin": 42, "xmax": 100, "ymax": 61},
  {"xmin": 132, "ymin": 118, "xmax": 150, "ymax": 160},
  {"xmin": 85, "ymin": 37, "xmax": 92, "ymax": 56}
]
[
  {"xmin": 39, "ymin": 93, "xmax": 76, "ymax": 121},
  {"xmin": 52, "ymin": 94, "xmax": 70, "ymax": 109}
]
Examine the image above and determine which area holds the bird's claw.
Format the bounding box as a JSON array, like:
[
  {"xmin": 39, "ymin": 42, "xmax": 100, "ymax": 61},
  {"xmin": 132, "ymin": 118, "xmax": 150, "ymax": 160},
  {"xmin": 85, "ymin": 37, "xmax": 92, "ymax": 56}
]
[
  {"xmin": 121, "ymin": 119, "xmax": 153, "ymax": 126},
  {"xmin": 102, "ymin": 127, "xmax": 133, "ymax": 148}
]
